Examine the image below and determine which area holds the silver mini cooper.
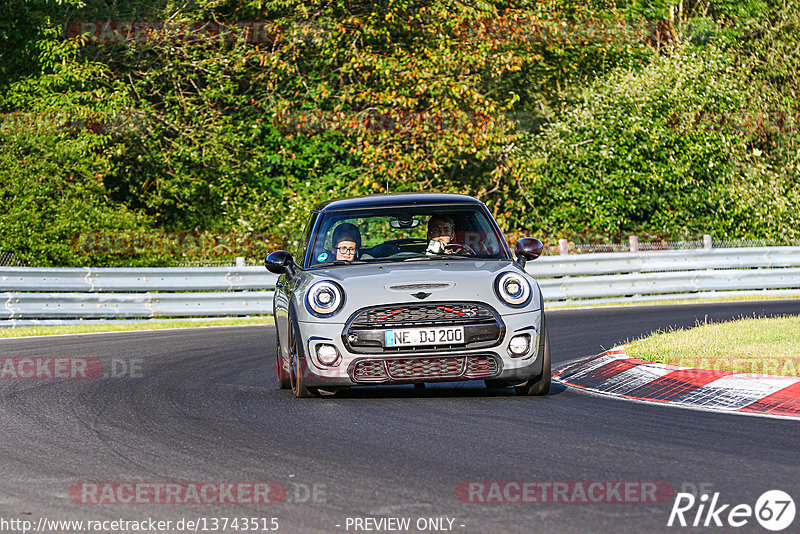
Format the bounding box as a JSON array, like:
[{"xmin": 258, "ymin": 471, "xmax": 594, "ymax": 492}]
[{"xmin": 266, "ymin": 193, "xmax": 550, "ymax": 398}]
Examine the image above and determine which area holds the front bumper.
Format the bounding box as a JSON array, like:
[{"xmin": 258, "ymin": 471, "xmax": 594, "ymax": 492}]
[{"xmin": 296, "ymin": 309, "xmax": 543, "ymax": 387}]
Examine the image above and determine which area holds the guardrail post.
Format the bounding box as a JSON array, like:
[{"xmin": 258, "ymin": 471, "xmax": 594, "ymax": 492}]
[
  {"xmin": 559, "ymin": 239, "xmax": 569, "ymax": 255},
  {"xmin": 629, "ymin": 236, "xmax": 639, "ymax": 253},
  {"xmin": 235, "ymin": 256, "xmax": 246, "ymax": 267},
  {"xmin": 703, "ymin": 235, "xmax": 712, "ymax": 250}
]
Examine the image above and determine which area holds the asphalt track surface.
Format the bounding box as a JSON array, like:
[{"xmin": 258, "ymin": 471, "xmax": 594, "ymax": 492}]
[{"xmin": 1, "ymin": 301, "xmax": 799, "ymax": 534}]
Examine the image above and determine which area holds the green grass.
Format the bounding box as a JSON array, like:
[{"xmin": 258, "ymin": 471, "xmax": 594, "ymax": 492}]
[
  {"xmin": 624, "ymin": 315, "xmax": 800, "ymax": 377},
  {"xmin": 0, "ymin": 317, "xmax": 274, "ymax": 339}
]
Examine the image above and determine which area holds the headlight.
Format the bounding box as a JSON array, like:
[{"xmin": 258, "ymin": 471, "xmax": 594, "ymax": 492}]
[
  {"xmin": 495, "ymin": 272, "xmax": 531, "ymax": 307},
  {"xmin": 306, "ymin": 281, "xmax": 344, "ymax": 317}
]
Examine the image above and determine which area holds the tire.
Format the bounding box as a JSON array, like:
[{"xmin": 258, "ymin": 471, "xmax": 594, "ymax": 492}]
[
  {"xmin": 515, "ymin": 323, "xmax": 551, "ymax": 396},
  {"xmin": 276, "ymin": 337, "xmax": 290, "ymax": 390},
  {"xmin": 288, "ymin": 314, "xmax": 321, "ymax": 398}
]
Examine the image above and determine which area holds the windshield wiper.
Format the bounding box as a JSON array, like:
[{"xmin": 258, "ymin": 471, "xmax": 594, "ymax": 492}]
[
  {"xmin": 313, "ymin": 260, "xmax": 367, "ymax": 267},
  {"xmin": 364, "ymin": 258, "xmax": 416, "ymax": 263},
  {"xmin": 398, "ymin": 254, "xmax": 477, "ymax": 261},
  {"xmin": 429, "ymin": 252, "xmax": 480, "ymax": 259}
]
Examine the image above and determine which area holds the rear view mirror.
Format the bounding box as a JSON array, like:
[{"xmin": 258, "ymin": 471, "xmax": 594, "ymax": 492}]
[{"xmin": 390, "ymin": 216, "xmax": 420, "ymax": 229}]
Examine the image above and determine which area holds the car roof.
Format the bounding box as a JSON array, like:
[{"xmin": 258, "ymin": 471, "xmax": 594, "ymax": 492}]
[{"xmin": 313, "ymin": 193, "xmax": 484, "ymax": 212}]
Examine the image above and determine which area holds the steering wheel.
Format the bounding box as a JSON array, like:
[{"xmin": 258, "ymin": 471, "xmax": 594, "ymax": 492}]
[
  {"xmin": 444, "ymin": 243, "xmax": 476, "ymax": 255},
  {"xmin": 381, "ymin": 238, "xmax": 475, "ymax": 255},
  {"xmin": 367, "ymin": 242, "xmax": 402, "ymax": 258}
]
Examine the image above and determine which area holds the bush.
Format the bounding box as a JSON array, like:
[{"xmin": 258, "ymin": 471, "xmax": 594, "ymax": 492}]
[{"xmin": 510, "ymin": 46, "xmax": 799, "ymax": 242}]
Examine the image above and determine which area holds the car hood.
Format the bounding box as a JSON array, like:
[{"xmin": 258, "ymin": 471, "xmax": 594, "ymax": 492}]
[{"xmin": 296, "ymin": 259, "xmax": 540, "ymax": 322}]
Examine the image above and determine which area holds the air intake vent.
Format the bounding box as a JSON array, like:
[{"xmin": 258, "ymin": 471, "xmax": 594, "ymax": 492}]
[
  {"xmin": 388, "ymin": 283, "xmax": 452, "ymax": 291},
  {"xmin": 350, "ymin": 354, "xmax": 499, "ymax": 383}
]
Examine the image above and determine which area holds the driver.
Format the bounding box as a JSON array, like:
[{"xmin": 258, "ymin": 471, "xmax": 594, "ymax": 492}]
[
  {"xmin": 427, "ymin": 215, "xmax": 455, "ymax": 254},
  {"xmin": 332, "ymin": 222, "xmax": 361, "ymax": 261}
]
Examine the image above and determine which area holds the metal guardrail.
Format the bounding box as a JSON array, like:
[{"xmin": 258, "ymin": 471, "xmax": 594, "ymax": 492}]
[
  {"xmin": 2, "ymin": 291, "xmax": 272, "ymax": 318},
  {"xmin": 1, "ymin": 267, "xmax": 276, "ymax": 319},
  {"xmin": 526, "ymin": 247, "xmax": 800, "ymax": 277},
  {"xmin": 531, "ymin": 247, "xmax": 800, "ymax": 306},
  {"xmin": 1, "ymin": 247, "xmax": 800, "ymax": 320},
  {"xmin": 0, "ymin": 267, "xmax": 271, "ymax": 292}
]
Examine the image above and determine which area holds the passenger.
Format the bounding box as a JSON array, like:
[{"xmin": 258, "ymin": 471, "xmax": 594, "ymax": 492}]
[{"xmin": 332, "ymin": 222, "xmax": 361, "ymax": 261}]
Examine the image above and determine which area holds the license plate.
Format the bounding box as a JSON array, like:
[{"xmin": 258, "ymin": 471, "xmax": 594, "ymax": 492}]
[{"xmin": 384, "ymin": 326, "xmax": 464, "ymax": 347}]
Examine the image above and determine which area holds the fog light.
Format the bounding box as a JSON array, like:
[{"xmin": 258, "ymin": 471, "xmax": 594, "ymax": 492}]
[
  {"xmin": 508, "ymin": 334, "xmax": 531, "ymax": 357},
  {"xmin": 315, "ymin": 344, "xmax": 340, "ymax": 366}
]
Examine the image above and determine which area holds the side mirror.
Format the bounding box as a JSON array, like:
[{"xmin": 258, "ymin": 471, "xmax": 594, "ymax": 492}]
[
  {"xmin": 265, "ymin": 250, "xmax": 295, "ymax": 275},
  {"xmin": 514, "ymin": 238, "xmax": 544, "ymax": 267}
]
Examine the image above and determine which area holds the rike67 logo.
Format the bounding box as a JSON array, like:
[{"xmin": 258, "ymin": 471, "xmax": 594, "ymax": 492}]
[{"xmin": 668, "ymin": 490, "xmax": 795, "ymax": 531}]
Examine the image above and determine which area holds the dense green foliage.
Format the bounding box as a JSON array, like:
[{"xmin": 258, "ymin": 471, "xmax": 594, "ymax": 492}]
[
  {"xmin": 1, "ymin": 0, "xmax": 798, "ymax": 265},
  {"xmin": 513, "ymin": 48, "xmax": 799, "ymax": 240}
]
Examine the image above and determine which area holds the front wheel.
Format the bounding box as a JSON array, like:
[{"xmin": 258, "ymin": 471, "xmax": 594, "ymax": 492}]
[
  {"xmin": 276, "ymin": 337, "xmax": 290, "ymax": 390},
  {"xmin": 515, "ymin": 325, "xmax": 551, "ymax": 396},
  {"xmin": 288, "ymin": 317, "xmax": 320, "ymax": 398}
]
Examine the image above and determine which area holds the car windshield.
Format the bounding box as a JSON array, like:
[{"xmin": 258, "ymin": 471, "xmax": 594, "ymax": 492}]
[{"xmin": 305, "ymin": 205, "xmax": 511, "ymax": 268}]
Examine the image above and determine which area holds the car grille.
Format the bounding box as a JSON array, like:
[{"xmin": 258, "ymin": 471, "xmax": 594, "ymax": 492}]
[
  {"xmin": 351, "ymin": 303, "xmax": 495, "ymax": 327},
  {"xmin": 345, "ymin": 302, "xmax": 504, "ymax": 354},
  {"xmin": 351, "ymin": 354, "xmax": 499, "ymax": 383}
]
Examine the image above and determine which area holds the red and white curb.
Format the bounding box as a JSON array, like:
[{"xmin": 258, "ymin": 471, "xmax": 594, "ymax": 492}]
[{"xmin": 554, "ymin": 348, "xmax": 800, "ymax": 420}]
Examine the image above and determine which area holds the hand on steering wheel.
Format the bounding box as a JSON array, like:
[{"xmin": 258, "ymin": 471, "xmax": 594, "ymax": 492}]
[{"xmin": 444, "ymin": 243, "xmax": 476, "ymax": 255}]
